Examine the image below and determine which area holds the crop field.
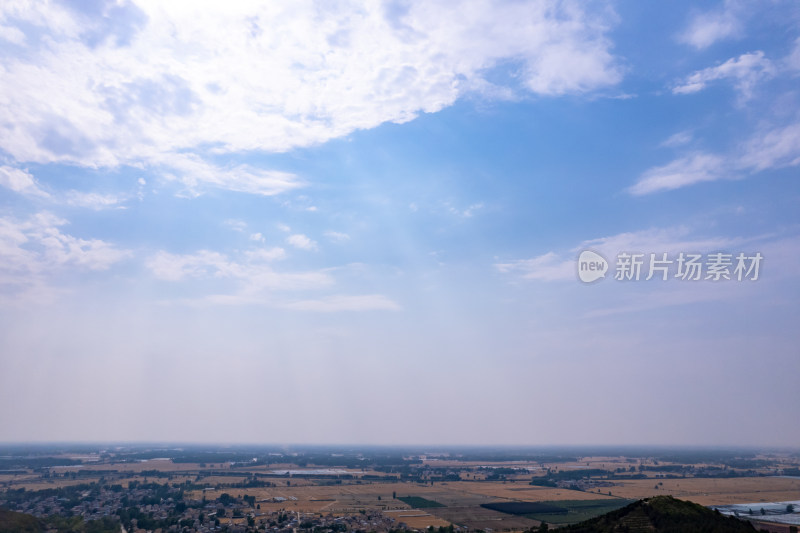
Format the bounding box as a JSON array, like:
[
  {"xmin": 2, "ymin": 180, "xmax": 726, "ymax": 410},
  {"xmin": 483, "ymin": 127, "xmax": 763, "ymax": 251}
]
[
  {"xmin": 187, "ymin": 480, "xmax": 611, "ymax": 529},
  {"xmin": 49, "ymin": 459, "xmax": 204, "ymax": 474},
  {"xmin": 524, "ymin": 499, "xmax": 635, "ymax": 525},
  {"xmin": 443, "ymin": 481, "xmax": 615, "ymax": 501},
  {"xmin": 383, "ymin": 510, "xmax": 452, "ymax": 529},
  {"xmin": 396, "ymin": 496, "xmax": 445, "ymax": 508},
  {"xmin": 191, "ymin": 483, "xmax": 414, "ymax": 514},
  {"xmin": 607, "ymin": 477, "xmax": 800, "ymax": 506},
  {"xmin": 481, "ymin": 497, "xmax": 634, "ymax": 526},
  {"xmin": 6, "ymin": 447, "xmax": 800, "ymax": 533},
  {"xmin": 481, "ymin": 501, "xmax": 568, "ymax": 514}
]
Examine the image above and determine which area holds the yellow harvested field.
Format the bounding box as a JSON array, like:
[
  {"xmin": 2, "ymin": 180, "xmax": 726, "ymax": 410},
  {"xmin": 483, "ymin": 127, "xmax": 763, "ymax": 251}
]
[
  {"xmin": 383, "ymin": 510, "xmax": 451, "ymax": 529},
  {"xmin": 50, "ymin": 459, "xmax": 198, "ymax": 474},
  {"xmin": 9, "ymin": 479, "xmax": 94, "ymax": 491},
  {"xmin": 197, "ymin": 475, "xmax": 249, "ymax": 485},
  {"xmin": 607, "ymin": 477, "xmax": 800, "ymax": 506},
  {"xmin": 190, "ymin": 484, "xmax": 413, "ymax": 514},
  {"xmin": 426, "ymin": 481, "xmax": 615, "ymax": 502},
  {"xmin": 0, "ymin": 474, "xmax": 38, "ymax": 483},
  {"xmin": 188, "ymin": 479, "xmax": 617, "ymax": 517}
]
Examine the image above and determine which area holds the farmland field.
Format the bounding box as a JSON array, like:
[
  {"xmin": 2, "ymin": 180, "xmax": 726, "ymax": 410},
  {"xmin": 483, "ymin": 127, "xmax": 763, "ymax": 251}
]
[
  {"xmin": 607, "ymin": 477, "xmax": 800, "ymax": 506},
  {"xmin": 524, "ymin": 499, "xmax": 635, "ymax": 525},
  {"xmin": 397, "ymin": 496, "xmax": 445, "ymax": 508},
  {"xmin": 481, "ymin": 501, "xmax": 568, "ymax": 514}
]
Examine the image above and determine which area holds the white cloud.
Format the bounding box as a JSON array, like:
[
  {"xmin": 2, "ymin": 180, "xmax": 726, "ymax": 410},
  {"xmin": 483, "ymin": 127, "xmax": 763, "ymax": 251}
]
[
  {"xmin": 0, "ymin": 165, "xmax": 129, "ymax": 208},
  {"xmin": 631, "ymin": 122, "xmax": 800, "ymax": 195},
  {"xmin": 673, "ymin": 51, "xmax": 775, "ymax": 101},
  {"xmin": 287, "ymin": 233, "xmax": 317, "ymax": 251},
  {"xmin": 0, "ymin": 23, "xmax": 26, "ymax": 45},
  {"xmin": 738, "ymin": 122, "xmax": 800, "ymax": 171},
  {"xmin": 629, "ymin": 153, "xmax": 727, "ymax": 196},
  {"xmin": 146, "ymin": 250, "xmax": 233, "ymax": 282},
  {"xmin": 0, "ymin": 1, "xmax": 622, "ymax": 195},
  {"xmin": 324, "ymin": 231, "xmax": 350, "ymax": 243},
  {"xmin": 0, "ymin": 166, "xmax": 50, "ymax": 198},
  {"xmin": 447, "ymin": 202, "xmax": 484, "ymax": 218},
  {"xmin": 146, "ymin": 248, "xmax": 329, "ymax": 291},
  {"xmin": 284, "ymin": 294, "xmax": 400, "ymax": 312},
  {"xmin": 679, "ymin": 4, "xmax": 742, "ymax": 49},
  {"xmin": 245, "ymin": 247, "xmax": 286, "ymax": 263},
  {"xmin": 143, "ymin": 245, "xmax": 404, "ymax": 311},
  {"xmin": 496, "ymin": 226, "xmax": 736, "ymax": 283},
  {"xmin": 786, "ymin": 37, "xmax": 800, "ymax": 71},
  {"xmin": 64, "ymin": 191, "xmax": 126, "ymax": 209},
  {"xmin": 249, "ymin": 232, "xmax": 265, "ymax": 243},
  {"xmin": 158, "ymin": 153, "xmax": 303, "ymax": 197},
  {"xmin": 661, "ymin": 130, "xmax": 693, "ymax": 148},
  {"xmin": 223, "ymin": 219, "xmax": 247, "ymax": 232},
  {"xmin": 495, "ymin": 251, "xmax": 574, "ymax": 282},
  {"xmin": 0, "ymin": 211, "xmax": 129, "ymax": 301}
]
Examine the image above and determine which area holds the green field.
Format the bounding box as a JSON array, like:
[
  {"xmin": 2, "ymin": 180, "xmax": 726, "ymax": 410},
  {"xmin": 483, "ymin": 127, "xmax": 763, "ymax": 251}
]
[
  {"xmin": 397, "ymin": 496, "xmax": 445, "ymax": 508},
  {"xmin": 524, "ymin": 499, "xmax": 635, "ymax": 525},
  {"xmin": 481, "ymin": 501, "xmax": 567, "ymax": 514}
]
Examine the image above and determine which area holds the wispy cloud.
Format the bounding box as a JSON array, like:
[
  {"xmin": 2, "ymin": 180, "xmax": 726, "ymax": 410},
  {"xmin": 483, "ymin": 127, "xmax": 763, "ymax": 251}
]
[
  {"xmin": 0, "ymin": 166, "xmax": 50, "ymax": 199},
  {"xmin": 287, "ymin": 234, "xmax": 317, "ymax": 251},
  {"xmin": 495, "ymin": 226, "xmax": 738, "ymax": 283},
  {"xmin": 223, "ymin": 219, "xmax": 247, "ymax": 232},
  {"xmin": 630, "ymin": 122, "xmax": 800, "ymax": 195},
  {"xmin": 146, "ymin": 248, "xmax": 328, "ymax": 291},
  {"xmin": 629, "ymin": 153, "xmax": 727, "ymax": 196},
  {"xmin": 495, "ymin": 252, "xmax": 573, "ymax": 282},
  {"xmin": 673, "ymin": 51, "xmax": 774, "ymax": 101},
  {"xmin": 678, "ymin": 3, "xmax": 742, "ymax": 49},
  {"xmin": 0, "ymin": 211, "xmax": 129, "ymax": 302},
  {"xmin": 144, "ymin": 246, "xmax": 400, "ymax": 312},
  {"xmin": 447, "ymin": 202, "xmax": 484, "ymax": 218},
  {"xmin": 660, "ymin": 130, "xmax": 693, "ymax": 148},
  {"xmin": 738, "ymin": 122, "xmax": 800, "ymax": 171},
  {"xmin": 283, "ymin": 294, "xmax": 400, "ymax": 312},
  {"xmin": 64, "ymin": 191, "xmax": 127, "ymax": 210},
  {"xmin": 0, "ymin": 166, "xmax": 128, "ymax": 208},
  {"xmin": 158, "ymin": 153, "xmax": 303, "ymax": 197},
  {"xmin": 324, "ymin": 231, "xmax": 350, "ymax": 243}
]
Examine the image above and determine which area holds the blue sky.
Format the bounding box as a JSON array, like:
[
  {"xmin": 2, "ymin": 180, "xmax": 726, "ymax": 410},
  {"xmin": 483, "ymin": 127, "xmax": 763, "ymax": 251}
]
[{"xmin": 0, "ymin": 0, "xmax": 798, "ymax": 446}]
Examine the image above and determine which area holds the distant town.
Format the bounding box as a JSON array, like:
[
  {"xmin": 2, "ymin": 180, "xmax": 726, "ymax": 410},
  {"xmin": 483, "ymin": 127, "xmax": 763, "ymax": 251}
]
[{"xmin": 1, "ymin": 445, "xmax": 799, "ymax": 532}]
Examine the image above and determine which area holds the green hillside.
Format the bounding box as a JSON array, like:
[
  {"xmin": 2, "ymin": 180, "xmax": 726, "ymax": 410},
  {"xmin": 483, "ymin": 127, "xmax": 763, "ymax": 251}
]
[
  {"xmin": 0, "ymin": 508, "xmax": 119, "ymax": 533},
  {"xmin": 556, "ymin": 496, "xmax": 758, "ymax": 533},
  {"xmin": 0, "ymin": 508, "xmax": 43, "ymax": 533}
]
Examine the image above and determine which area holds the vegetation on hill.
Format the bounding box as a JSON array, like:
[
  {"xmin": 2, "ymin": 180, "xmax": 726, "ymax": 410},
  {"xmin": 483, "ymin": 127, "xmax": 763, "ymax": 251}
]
[
  {"xmin": 0, "ymin": 507, "xmax": 119, "ymax": 533},
  {"xmin": 556, "ymin": 496, "xmax": 758, "ymax": 533}
]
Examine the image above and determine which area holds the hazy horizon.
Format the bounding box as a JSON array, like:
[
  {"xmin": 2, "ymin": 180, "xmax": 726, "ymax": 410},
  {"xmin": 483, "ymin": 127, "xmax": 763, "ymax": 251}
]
[{"xmin": 1, "ymin": 1, "xmax": 799, "ymax": 447}]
